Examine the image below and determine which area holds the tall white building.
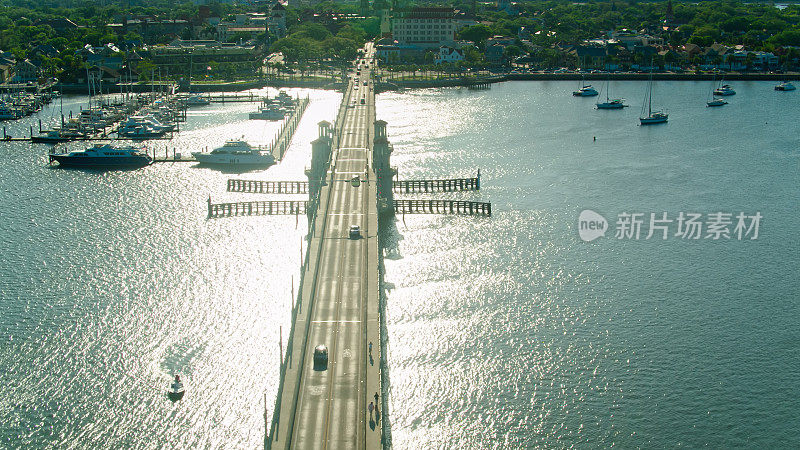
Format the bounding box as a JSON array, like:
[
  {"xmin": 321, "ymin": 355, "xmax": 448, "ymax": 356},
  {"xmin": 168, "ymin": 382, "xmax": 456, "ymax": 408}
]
[{"xmin": 391, "ymin": 8, "xmax": 456, "ymax": 49}]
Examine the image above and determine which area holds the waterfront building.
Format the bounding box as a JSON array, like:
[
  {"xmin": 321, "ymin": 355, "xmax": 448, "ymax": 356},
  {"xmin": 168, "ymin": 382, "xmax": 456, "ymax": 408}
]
[
  {"xmin": 435, "ymin": 46, "xmax": 465, "ymax": 64},
  {"xmin": 391, "ymin": 7, "xmax": 457, "ymax": 49},
  {"xmin": 11, "ymin": 59, "xmax": 40, "ymax": 83}
]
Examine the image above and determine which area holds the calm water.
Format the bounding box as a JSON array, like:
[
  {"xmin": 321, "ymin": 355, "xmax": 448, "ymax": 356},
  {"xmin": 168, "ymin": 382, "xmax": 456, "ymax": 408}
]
[
  {"xmin": 377, "ymin": 80, "xmax": 799, "ymax": 448},
  {"xmin": 0, "ymin": 81, "xmax": 797, "ymax": 448}
]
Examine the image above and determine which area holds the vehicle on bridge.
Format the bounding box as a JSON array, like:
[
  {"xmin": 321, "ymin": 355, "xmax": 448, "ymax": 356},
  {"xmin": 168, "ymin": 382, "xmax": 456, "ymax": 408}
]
[
  {"xmin": 349, "ymin": 225, "xmax": 361, "ymax": 239},
  {"xmin": 313, "ymin": 345, "xmax": 328, "ymax": 370}
]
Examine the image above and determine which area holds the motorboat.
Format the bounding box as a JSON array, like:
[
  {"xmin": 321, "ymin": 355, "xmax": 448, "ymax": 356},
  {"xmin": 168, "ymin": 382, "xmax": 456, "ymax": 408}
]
[
  {"xmin": 49, "ymin": 143, "xmax": 152, "ymax": 168},
  {"xmin": 121, "ymin": 115, "xmax": 175, "ymax": 132},
  {"xmin": 31, "ymin": 129, "xmax": 83, "ymax": 143},
  {"xmin": 572, "ymin": 85, "xmax": 599, "ymax": 96},
  {"xmin": 713, "ymin": 84, "xmax": 736, "ymax": 96},
  {"xmin": 118, "ymin": 124, "xmax": 168, "ymax": 139},
  {"xmin": 192, "ymin": 140, "xmax": 275, "ymax": 167},
  {"xmin": 249, "ymin": 105, "xmax": 285, "ymax": 120},
  {"xmin": 774, "ymin": 81, "xmax": 796, "ymax": 91},
  {"xmin": 276, "ymin": 91, "xmax": 296, "ymax": 106},
  {"xmin": 185, "ymin": 95, "xmax": 210, "ymax": 106},
  {"xmin": 0, "ymin": 104, "xmax": 21, "ymax": 120},
  {"xmin": 168, "ymin": 375, "xmax": 185, "ymax": 401}
]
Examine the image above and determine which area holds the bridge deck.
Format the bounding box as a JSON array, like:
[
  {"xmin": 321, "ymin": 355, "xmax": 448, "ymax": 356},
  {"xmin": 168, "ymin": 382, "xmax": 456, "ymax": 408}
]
[{"xmin": 270, "ymin": 43, "xmax": 381, "ymax": 450}]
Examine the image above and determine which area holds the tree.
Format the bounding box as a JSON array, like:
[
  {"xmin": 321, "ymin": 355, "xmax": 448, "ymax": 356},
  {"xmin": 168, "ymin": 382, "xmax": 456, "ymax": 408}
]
[{"xmin": 458, "ymin": 24, "xmax": 492, "ymax": 44}]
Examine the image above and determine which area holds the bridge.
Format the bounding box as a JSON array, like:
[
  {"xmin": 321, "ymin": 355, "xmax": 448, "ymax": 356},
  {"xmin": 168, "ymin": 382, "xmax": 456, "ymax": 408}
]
[{"xmin": 268, "ymin": 43, "xmax": 383, "ymax": 449}]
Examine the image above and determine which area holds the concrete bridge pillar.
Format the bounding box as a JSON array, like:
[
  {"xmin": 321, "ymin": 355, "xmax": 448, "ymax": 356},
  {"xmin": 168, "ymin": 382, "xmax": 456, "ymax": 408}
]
[{"xmin": 373, "ymin": 119, "xmax": 395, "ymax": 214}]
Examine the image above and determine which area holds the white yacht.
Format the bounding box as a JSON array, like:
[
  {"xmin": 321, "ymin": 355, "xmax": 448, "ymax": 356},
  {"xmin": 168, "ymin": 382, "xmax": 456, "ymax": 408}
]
[
  {"xmin": 249, "ymin": 104, "xmax": 285, "ymax": 120},
  {"xmin": 192, "ymin": 140, "xmax": 275, "ymax": 167},
  {"xmin": 774, "ymin": 81, "xmax": 796, "ymax": 91}
]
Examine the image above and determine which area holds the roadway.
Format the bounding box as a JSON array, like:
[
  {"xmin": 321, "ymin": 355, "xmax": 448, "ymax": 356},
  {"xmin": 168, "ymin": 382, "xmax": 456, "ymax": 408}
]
[{"xmin": 270, "ymin": 43, "xmax": 381, "ymax": 450}]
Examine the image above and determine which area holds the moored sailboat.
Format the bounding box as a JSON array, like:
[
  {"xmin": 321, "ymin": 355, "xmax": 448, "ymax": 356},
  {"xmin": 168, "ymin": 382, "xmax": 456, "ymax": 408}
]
[
  {"xmin": 640, "ymin": 70, "xmax": 668, "ymax": 125},
  {"xmin": 596, "ymin": 80, "xmax": 627, "ymax": 109}
]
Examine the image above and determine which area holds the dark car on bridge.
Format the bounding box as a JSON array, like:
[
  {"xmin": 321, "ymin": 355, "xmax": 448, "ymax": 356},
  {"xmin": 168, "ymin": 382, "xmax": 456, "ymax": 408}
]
[{"xmin": 313, "ymin": 345, "xmax": 328, "ymax": 370}]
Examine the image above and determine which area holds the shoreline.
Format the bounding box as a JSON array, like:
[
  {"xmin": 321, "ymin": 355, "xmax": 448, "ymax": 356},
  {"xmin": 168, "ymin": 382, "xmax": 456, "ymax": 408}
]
[
  {"xmin": 47, "ymin": 72, "xmax": 798, "ymax": 95},
  {"xmin": 382, "ymin": 72, "xmax": 798, "ymax": 90}
]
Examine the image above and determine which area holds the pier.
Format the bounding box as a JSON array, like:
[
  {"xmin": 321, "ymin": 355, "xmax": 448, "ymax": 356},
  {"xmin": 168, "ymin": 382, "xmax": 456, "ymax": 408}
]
[
  {"xmin": 227, "ymin": 179, "xmax": 309, "ymax": 194},
  {"xmin": 392, "ymin": 172, "xmax": 480, "ymax": 193},
  {"xmin": 207, "ymin": 199, "xmax": 307, "ymax": 218},
  {"xmin": 271, "ymin": 97, "xmax": 310, "ymax": 161},
  {"xmin": 392, "ymin": 199, "xmax": 491, "ymax": 216}
]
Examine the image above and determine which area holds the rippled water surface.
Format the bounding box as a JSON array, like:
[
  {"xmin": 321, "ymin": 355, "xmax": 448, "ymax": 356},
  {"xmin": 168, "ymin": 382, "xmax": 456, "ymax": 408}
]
[
  {"xmin": 0, "ymin": 88, "xmax": 340, "ymax": 448},
  {"xmin": 377, "ymin": 81, "xmax": 799, "ymax": 448},
  {"xmin": 1, "ymin": 81, "xmax": 798, "ymax": 448}
]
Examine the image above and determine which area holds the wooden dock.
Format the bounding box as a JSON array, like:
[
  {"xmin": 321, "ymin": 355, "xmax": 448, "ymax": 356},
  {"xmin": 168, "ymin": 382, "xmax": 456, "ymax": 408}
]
[
  {"xmin": 208, "ymin": 92, "xmax": 265, "ymax": 103},
  {"xmin": 393, "ymin": 176, "xmax": 479, "ymax": 193},
  {"xmin": 207, "ymin": 198, "xmax": 307, "ymax": 218},
  {"xmin": 227, "ymin": 179, "xmax": 309, "ymax": 194},
  {"xmin": 392, "ymin": 199, "xmax": 491, "ymax": 216},
  {"xmin": 270, "ymin": 97, "xmax": 310, "ymax": 161}
]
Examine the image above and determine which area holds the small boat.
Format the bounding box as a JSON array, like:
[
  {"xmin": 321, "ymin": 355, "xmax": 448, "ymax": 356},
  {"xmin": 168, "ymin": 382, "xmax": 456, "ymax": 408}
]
[
  {"xmin": 192, "ymin": 139, "xmax": 275, "ymax": 167},
  {"xmin": 774, "ymin": 81, "xmax": 796, "ymax": 91},
  {"xmin": 0, "ymin": 104, "xmax": 21, "ymax": 120},
  {"xmin": 49, "ymin": 143, "xmax": 152, "ymax": 168},
  {"xmin": 276, "ymin": 91, "xmax": 296, "ymax": 106},
  {"xmin": 31, "ymin": 129, "xmax": 81, "ymax": 143},
  {"xmin": 572, "ymin": 85, "xmax": 599, "ymax": 97},
  {"xmin": 713, "ymin": 83, "xmax": 736, "ymax": 96},
  {"xmin": 118, "ymin": 124, "xmax": 168, "ymax": 140},
  {"xmin": 168, "ymin": 374, "xmax": 185, "ymax": 401},
  {"xmin": 706, "ymin": 73, "xmax": 728, "ymax": 107},
  {"xmin": 185, "ymin": 95, "xmax": 210, "ymax": 106},
  {"xmin": 596, "ymin": 81, "xmax": 627, "ymax": 109},
  {"xmin": 249, "ymin": 105, "xmax": 285, "ymax": 120}
]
